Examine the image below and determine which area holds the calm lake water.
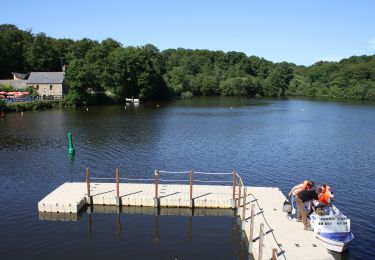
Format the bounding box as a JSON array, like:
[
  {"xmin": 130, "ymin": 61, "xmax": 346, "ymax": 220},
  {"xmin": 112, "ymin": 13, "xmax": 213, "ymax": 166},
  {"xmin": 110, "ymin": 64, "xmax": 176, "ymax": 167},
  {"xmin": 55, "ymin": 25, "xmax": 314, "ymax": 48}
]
[{"xmin": 1, "ymin": 97, "xmax": 374, "ymax": 259}]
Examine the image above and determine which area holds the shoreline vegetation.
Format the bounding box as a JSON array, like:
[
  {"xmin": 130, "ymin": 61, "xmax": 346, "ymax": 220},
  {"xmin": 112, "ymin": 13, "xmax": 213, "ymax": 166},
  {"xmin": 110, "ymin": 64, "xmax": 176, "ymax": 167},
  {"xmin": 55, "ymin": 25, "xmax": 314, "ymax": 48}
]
[
  {"xmin": 1, "ymin": 24, "xmax": 375, "ymax": 110},
  {"xmin": 1, "ymin": 100, "xmax": 61, "ymax": 112}
]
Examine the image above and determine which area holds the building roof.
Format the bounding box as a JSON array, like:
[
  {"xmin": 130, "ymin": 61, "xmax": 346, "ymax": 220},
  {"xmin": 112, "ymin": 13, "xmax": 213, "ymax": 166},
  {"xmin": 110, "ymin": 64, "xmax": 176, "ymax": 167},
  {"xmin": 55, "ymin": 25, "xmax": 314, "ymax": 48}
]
[
  {"xmin": 11, "ymin": 72, "xmax": 29, "ymax": 80},
  {"xmin": 27, "ymin": 72, "xmax": 64, "ymax": 84},
  {"xmin": 0, "ymin": 80, "xmax": 27, "ymax": 89}
]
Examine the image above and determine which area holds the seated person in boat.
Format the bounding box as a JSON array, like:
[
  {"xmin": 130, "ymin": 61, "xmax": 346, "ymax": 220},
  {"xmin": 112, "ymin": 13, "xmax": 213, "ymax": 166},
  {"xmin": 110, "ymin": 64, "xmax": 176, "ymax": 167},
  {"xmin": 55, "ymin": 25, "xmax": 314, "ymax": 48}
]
[
  {"xmin": 312, "ymin": 184, "xmax": 334, "ymax": 215},
  {"xmin": 319, "ymin": 184, "xmax": 334, "ymax": 205}
]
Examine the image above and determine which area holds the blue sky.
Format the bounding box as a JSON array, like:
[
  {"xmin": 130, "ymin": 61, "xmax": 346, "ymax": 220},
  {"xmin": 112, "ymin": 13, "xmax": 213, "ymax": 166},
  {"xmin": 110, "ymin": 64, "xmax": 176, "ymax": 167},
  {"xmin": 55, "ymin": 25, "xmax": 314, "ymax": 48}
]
[{"xmin": 1, "ymin": 0, "xmax": 374, "ymax": 65}]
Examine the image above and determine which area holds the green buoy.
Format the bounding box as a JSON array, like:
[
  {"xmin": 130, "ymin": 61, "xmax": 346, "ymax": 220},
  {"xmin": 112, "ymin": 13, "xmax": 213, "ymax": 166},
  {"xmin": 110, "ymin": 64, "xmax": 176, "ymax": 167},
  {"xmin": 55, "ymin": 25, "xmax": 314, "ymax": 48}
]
[{"xmin": 68, "ymin": 132, "xmax": 75, "ymax": 155}]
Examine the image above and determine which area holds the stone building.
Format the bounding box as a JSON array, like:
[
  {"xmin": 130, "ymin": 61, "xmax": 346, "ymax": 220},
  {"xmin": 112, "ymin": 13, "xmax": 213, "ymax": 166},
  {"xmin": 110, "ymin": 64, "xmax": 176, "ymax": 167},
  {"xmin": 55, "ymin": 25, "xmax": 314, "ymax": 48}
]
[{"xmin": 26, "ymin": 72, "xmax": 67, "ymax": 97}]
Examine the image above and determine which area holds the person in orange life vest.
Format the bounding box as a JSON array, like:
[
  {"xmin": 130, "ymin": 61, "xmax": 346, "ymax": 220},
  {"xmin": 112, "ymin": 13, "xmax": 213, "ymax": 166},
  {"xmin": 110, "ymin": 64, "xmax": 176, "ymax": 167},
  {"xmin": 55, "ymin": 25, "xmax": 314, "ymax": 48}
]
[
  {"xmin": 288, "ymin": 180, "xmax": 314, "ymax": 219},
  {"xmin": 318, "ymin": 184, "xmax": 334, "ymax": 205},
  {"xmin": 307, "ymin": 184, "xmax": 334, "ymax": 217}
]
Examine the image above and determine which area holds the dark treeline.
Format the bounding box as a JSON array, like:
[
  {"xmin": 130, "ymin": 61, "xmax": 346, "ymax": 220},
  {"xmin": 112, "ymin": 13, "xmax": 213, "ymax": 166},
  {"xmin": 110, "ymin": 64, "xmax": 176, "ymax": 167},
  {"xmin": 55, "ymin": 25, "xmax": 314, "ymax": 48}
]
[{"xmin": 1, "ymin": 24, "xmax": 375, "ymax": 104}]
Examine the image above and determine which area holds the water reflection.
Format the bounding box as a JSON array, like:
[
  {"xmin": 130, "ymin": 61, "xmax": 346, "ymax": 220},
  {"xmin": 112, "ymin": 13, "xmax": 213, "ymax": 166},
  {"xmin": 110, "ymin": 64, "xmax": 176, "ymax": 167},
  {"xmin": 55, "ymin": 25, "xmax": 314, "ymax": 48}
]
[
  {"xmin": 125, "ymin": 102, "xmax": 140, "ymax": 109},
  {"xmin": 38, "ymin": 205, "xmax": 353, "ymax": 260},
  {"xmin": 188, "ymin": 215, "xmax": 192, "ymax": 244},
  {"xmin": 155, "ymin": 214, "xmax": 159, "ymax": 244},
  {"xmin": 88, "ymin": 213, "xmax": 92, "ymax": 240},
  {"xmin": 2, "ymin": 97, "xmax": 375, "ymax": 258},
  {"xmin": 40, "ymin": 206, "xmax": 248, "ymax": 259}
]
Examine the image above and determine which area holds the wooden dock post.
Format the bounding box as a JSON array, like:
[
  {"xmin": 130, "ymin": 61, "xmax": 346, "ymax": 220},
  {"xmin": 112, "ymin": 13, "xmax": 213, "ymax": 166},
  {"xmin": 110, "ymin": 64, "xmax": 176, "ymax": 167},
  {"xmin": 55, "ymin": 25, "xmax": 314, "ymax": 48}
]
[
  {"xmin": 271, "ymin": 248, "xmax": 278, "ymax": 260},
  {"xmin": 154, "ymin": 170, "xmax": 159, "ymax": 208},
  {"xmin": 232, "ymin": 171, "xmax": 236, "ymax": 209},
  {"xmin": 86, "ymin": 168, "xmax": 91, "ymax": 205},
  {"xmin": 241, "ymin": 188, "xmax": 247, "ymax": 230},
  {"xmin": 189, "ymin": 170, "xmax": 194, "ymax": 208},
  {"xmin": 237, "ymin": 181, "xmax": 242, "ymax": 209},
  {"xmin": 115, "ymin": 168, "xmax": 121, "ymax": 207},
  {"xmin": 249, "ymin": 204, "xmax": 255, "ymax": 253},
  {"xmin": 258, "ymin": 223, "xmax": 264, "ymax": 260}
]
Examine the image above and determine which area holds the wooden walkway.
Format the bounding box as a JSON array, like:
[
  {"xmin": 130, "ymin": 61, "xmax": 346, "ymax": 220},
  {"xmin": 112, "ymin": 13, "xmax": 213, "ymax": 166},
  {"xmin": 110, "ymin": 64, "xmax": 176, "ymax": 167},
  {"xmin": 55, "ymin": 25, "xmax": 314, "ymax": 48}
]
[
  {"xmin": 38, "ymin": 181, "xmax": 334, "ymax": 260},
  {"xmin": 238, "ymin": 187, "xmax": 334, "ymax": 260}
]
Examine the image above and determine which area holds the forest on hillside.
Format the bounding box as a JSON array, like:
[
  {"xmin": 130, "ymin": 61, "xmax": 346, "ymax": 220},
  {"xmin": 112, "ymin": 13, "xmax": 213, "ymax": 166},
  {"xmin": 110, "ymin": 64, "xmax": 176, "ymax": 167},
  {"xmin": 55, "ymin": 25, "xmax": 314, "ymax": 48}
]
[{"xmin": 1, "ymin": 24, "xmax": 375, "ymax": 104}]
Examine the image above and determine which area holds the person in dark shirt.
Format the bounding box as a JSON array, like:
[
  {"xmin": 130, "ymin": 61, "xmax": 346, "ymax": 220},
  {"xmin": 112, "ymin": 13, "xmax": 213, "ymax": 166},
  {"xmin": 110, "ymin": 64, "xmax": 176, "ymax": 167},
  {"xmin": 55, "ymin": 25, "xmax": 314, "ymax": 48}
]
[
  {"xmin": 296, "ymin": 188, "xmax": 322, "ymax": 230},
  {"xmin": 288, "ymin": 180, "xmax": 314, "ymax": 219}
]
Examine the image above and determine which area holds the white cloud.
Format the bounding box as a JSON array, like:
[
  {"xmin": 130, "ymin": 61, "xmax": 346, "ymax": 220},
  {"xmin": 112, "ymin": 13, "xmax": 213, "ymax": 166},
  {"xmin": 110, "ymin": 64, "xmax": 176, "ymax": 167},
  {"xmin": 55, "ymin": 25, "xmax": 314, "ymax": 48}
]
[{"xmin": 368, "ymin": 38, "xmax": 375, "ymax": 49}]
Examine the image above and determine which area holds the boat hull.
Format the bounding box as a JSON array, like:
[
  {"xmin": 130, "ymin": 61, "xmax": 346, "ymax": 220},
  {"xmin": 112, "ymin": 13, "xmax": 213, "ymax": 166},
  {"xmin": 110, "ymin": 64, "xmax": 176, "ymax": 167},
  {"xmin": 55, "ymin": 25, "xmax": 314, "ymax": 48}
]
[
  {"xmin": 316, "ymin": 232, "xmax": 354, "ymax": 253},
  {"xmin": 309, "ymin": 205, "xmax": 354, "ymax": 253},
  {"xmin": 125, "ymin": 98, "xmax": 140, "ymax": 103}
]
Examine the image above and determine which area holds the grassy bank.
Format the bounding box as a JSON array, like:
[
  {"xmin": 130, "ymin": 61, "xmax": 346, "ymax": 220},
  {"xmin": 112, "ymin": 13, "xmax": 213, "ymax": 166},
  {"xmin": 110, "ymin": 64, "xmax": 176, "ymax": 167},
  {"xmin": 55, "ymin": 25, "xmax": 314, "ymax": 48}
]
[{"xmin": 2, "ymin": 100, "xmax": 62, "ymax": 112}]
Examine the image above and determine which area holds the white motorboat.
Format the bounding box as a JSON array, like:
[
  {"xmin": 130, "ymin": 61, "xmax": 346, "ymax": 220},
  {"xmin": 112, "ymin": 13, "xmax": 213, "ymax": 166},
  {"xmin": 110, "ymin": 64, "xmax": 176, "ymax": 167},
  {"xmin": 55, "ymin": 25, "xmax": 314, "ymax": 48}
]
[
  {"xmin": 125, "ymin": 98, "xmax": 140, "ymax": 103},
  {"xmin": 309, "ymin": 204, "xmax": 354, "ymax": 253}
]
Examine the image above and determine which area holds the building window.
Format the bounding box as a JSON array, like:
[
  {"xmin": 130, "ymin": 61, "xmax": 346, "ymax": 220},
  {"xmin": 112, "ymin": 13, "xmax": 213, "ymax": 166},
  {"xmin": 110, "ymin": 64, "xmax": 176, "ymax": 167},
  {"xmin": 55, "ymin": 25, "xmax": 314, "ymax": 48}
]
[
  {"xmin": 50, "ymin": 85, "xmax": 53, "ymax": 90},
  {"xmin": 36, "ymin": 85, "xmax": 39, "ymax": 90}
]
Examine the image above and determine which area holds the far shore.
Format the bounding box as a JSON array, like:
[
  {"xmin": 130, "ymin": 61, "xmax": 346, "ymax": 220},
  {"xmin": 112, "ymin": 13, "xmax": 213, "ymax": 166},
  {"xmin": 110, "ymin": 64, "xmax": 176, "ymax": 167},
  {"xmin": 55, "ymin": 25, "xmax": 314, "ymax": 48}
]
[{"xmin": 2, "ymin": 95, "xmax": 375, "ymax": 114}]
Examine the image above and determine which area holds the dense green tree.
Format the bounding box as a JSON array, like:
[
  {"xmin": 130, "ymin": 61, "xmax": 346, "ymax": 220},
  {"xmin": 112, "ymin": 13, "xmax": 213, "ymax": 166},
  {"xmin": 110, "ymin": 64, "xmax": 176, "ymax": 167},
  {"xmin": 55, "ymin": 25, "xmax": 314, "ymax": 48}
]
[
  {"xmin": 200, "ymin": 74, "xmax": 220, "ymax": 95},
  {"xmin": 220, "ymin": 76, "xmax": 259, "ymax": 96},
  {"xmin": 164, "ymin": 66, "xmax": 187, "ymax": 95},
  {"xmin": 1, "ymin": 24, "xmax": 375, "ymax": 103},
  {"xmin": 104, "ymin": 46, "xmax": 169, "ymax": 100},
  {"xmin": 264, "ymin": 62, "xmax": 294, "ymax": 96},
  {"xmin": 0, "ymin": 24, "xmax": 31, "ymax": 78},
  {"xmin": 24, "ymin": 33, "xmax": 61, "ymax": 72},
  {"xmin": 64, "ymin": 59, "xmax": 94, "ymax": 104},
  {"xmin": 66, "ymin": 38, "xmax": 99, "ymax": 61}
]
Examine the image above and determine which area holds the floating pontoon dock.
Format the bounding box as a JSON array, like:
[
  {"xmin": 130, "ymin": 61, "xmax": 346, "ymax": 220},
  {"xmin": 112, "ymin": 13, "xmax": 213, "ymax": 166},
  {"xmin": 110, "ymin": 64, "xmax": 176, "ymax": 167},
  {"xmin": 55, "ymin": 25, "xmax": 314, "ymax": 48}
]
[{"xmin": 38, "ymin": 169, "xmax": 335, "ymax": 260}]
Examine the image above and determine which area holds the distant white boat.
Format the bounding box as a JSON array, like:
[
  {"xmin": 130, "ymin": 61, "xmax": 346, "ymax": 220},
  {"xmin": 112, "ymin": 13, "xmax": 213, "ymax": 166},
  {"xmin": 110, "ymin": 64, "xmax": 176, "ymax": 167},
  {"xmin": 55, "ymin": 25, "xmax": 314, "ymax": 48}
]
[
  {"xmin": 309, "ymin": 205, "xmax": 354, "ymax": 253},
  {"xmin": 125, "ymin": 98, "xmax": 140, "ymax": 103}
]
